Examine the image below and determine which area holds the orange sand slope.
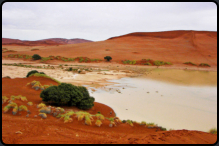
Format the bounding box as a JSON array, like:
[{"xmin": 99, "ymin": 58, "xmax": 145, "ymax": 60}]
[
  {"xmin": 2, "ymin": 76, "xmax": 217, "ymax": 144},
  {"xmin": 3, "ymin": 30, "xmax": 216, "ymax": 67}
]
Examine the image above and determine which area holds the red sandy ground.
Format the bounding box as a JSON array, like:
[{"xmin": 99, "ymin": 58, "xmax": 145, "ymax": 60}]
[
  {"xmin": 2, "ymin": 76, "xmax": 217, "ymax": 144},
  {"xmin": 2, "ymin": 30, "xmax": 217, "ymax": 144}
]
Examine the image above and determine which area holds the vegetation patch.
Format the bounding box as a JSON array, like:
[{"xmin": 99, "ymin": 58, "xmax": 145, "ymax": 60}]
[
  {"xmin": 40, "ymin": 83, "xmax": 94, "ymax": 110},
  {"xmin": 153, "ymin": 60, "xmax": 172, "ymax": 66},
  {"xmin": 123, "ymin": 60, "xmax": 136, "ymax": 65},
  {"xmin": 184, "ymin": 62, "xmax": 197, "ymax": 66},
  {"xmin": 32, "ymin": 54, "xmax": 42, "ymax": 60},
  {"xmin": 209, "ymin": 128, "xmax": 217, "ymax": 134},
  {"xmin": 104, "ymin": 56, "xmax": 112, "ymax": 62},
  {"xmin": 199, "ymin": 63, "xmax": 211, "ymax": 67},
  {"xmin": 29, "ymin": 73, "xmax": 61, "ymax": 84},
  {"xmin": 31, "ymin": 48, "xmax": 39, "ymax": 51}
]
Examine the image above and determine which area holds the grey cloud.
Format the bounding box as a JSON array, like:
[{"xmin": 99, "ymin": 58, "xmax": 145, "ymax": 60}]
[{"xmin": 2, "ymin": 2, "xmax": 217, "ymax": 41}]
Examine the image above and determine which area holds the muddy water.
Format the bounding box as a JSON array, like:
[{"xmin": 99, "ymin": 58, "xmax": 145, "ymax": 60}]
[{"xmin": 90, "ymin": 69, "xmax": 217, "ymax": 132}]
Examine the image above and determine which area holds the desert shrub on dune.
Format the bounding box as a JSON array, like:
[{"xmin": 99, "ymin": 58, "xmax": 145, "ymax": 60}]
[
  {"xmin": 27, "ymin": 102, "xmax": 33, "ymax": 106},
  {"xmin": 104, "ymin": 56, "xmax": 112, "ymax": 62},
  {"xmin": 39, "ymin": 113, "xmax": 47, "ymax": 119},
  {"xmin": 18, "ymin": 105, "xmax": 28, "ymax": 112},
  {"xmin": 39, "ymin": 107, "xmax": 51, "ymax": 114},
  {"xmin": 3, "ymin": 105, "xmax": 12, "ymax": 113},
  {"xmin": 209, "ymin": 128, "xmax": 217, "ymax": 134},
  {"xmin": 140, "ymin": 121, "xmax": 147, "ymax": 125},
  {"xmin": 63, "ymin": 115, "xmax": 73, "ymax": 123},
  {"xmin": 37, "ymin": 103, "xmax": 46, "ymax": 108},
  {"xmin": 95, "ymin": 120, "xmax": 102, "ymax": 127},
  {"xmin": 40, "ymin": 83, "xmax": 95, "ymax": 110},
  {"xmin": 126, "ymin": 120, "xmax": 134, "ymax": 126},
  {"xmin": 12, "ymin": 106, "xmax": 18, "ymax": 115},
  {"xmin": 85, "ymin": 115, "xmax": 92, "ymax": 125},
  {"xmin": 95, "ymin": 113, "xmax": 105, "ymax": 120},
  {"xmin": 2, "ymin": 96, "xmax": 9, "ymax": 103},
  {"xmin": 184, "ymin": 62, "xmax": 197, "ymax": 66},
  {"xmin": 199, "ymin": 63, "xmax": 211, "ymax": 67},
  {"xmin": 3, "ymin": 101, "xmax": 18, "ymax": 114},
  {"xmin": 29, "ymin": 73, "xmax": 61, "ymax": 84},
  {"xmin": 32, "ymin": 54, "xmax": 42, "ymax": 60},
  {"xmin": 26, "ymin": 70, "xmax": 39, "ymax": 77}
]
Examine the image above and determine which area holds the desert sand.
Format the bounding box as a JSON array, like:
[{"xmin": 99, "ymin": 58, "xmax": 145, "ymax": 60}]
[{"xmin": 2, "ymin": 30, "xmax": 217, "ymax": 144}]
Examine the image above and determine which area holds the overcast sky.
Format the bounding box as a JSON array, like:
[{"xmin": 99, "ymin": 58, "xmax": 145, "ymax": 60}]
[{"xmin": 2, "ymin": 2, "xmax": 217, "ymax": 41}]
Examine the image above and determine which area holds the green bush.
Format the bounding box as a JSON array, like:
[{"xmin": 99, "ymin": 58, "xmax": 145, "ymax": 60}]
[
  {"xmin": 26, "ymin": 70, "xmax": 39, "ymax": 77},
  {"xmin": 144, "ymin": 62, "xmax": 152, "ymax": 66},
  {"xmin": 153, "ymin": 60, "xmax": 165, "ymax": 66},
  {"xmin": 26, "ymin": 70, "xmax": 46, "ymax": 78},
  {"xmin": 40, "ymin": 83, "xmax": 95, "ymax": 110},
  {"xmin": 32, "ymin": 54, "xmax": 42, "ymax": 60},
  {"xmin": 184, "ymin": 62, "xmax": 197, "ymax": 66},
  {"xmin": 104, "ymin": 56, "xmax": 112, "ymax": 62},
  {"xmin": 199, "ymin": 63, "xmax": 211, "ymax": 67}
]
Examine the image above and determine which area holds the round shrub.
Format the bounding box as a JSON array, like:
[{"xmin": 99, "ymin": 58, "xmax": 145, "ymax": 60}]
[
  {"xmin": 104, "ymin": 56, "xmax": 112, "ymax": 62},
  {"xmin": 26, "ymin": 70, "xmax": 46, "ymax": 78},
  {"xmin": 32, "ymin": 54, "xmax": 42, "ymax": 60},
  {"xmin": 40, "ymin": 83, "xmax": 95, "ymax": 109},
  {"xmin": 26, "ymin": 70, "xmax": 39, "ymax": 77}
]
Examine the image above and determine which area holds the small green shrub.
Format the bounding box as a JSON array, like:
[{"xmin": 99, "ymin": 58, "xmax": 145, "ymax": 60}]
[
  {"xmin": 79, "ymin": 58, "xmax": 84, "ymax": 62},
  {"xmin": 41, "ymin": 57, "xmax": 50, "ymax": 62},
  {"xmin": 29, "ymin": 73, "xmax": 61, "ymax": 84},
  {"xmin": 199, "ymin": 63, "xmax": 211, "ymax": 67},
  {"xmin": 26, "ymin": 70, "xmax": 39, "ymax": 77},
  {"xmin": 140, "ymin": 121, "xmax": 147, "ymax": 125},
  {"xmin": 95, "ymin": 113, "xmax": 105, "ymax": 120},
  {"xmin": 126, "ymin": 120, "xmax": 134, "ymax": 126},
  {"xmin": 39, "ymin": 113, "xmax": 47, "ymax": 119},
  {"xmin": 165, "ymin": 62, "xmax": 172, "ymax": 65},
  {"xmin": 37, "ymin": 103, "xmax": 46, "ymax": 108},
  {"xmin": 32, "ymin": 54, "xmax": 42, "ymax": 60},
  {"xmin": 209, "ymin": 128, "xmax": 217, "ymax": 134},
  {"xmin": 18, "ymin": 105, "xmax": 28, "ymax": 112},
  {"xmin": 184, "ymin": 62, "xmax": 197, "ymax": 66},
  {"xmin": 144, "ymin": 62, "xmax": 152, "ymax": 66},
  {"xmin": 153, "ymin": 60, "xmax": 165, "ymax": 66},
  {"xmin": 27, "ymin": 102, "xmax": 33, "ymax": 106},
  {"xmin": 104, "ymin": 56, "xmax": 112, "ymax": 62},
  {"xmin": 95, "ymin": 119, "xmax": 102, "ymax": 127},
  {"xmin": 67, "ymin": 58, "xmax": 75, "ymax": 61}
]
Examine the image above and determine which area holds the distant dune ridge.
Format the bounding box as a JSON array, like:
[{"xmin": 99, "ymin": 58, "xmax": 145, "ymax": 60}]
[
  {"xmin": 2, "ymin": 38, "xmax": 93, "ymax": 46},
  {"xmin": 2, "ymin": 30, "xmax": 217, "ymax": 67}
]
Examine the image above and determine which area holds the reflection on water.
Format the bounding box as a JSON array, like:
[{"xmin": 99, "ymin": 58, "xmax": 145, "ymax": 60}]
[
  {"xmin": 141, "ymin": 68, "xmax": 217, "ymax": 86},
  {"xmin": 90, "ymin": 70, "xmax": 217, "ymax": 132}
]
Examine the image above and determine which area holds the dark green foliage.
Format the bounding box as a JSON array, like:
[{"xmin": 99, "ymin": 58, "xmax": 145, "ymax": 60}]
[
  {"xmin": 199, "ymin": 63, "xmax": 211, "ymax": 67},
  {"xmin": 26, "ymin": 70, "xmax": 39, "ymax": 77},
  {"xmin": 184, "ymin": 62, "xmax": 197, "ymax": 66},
  {"xmin": 26, "ymin": 70, "xmax": 46, "ymax": 77},
  {"xmin": 77, "ymin": 97, "xmax": 95, "ymax": 110},
  {"xmin": 32, "ymin": 54, "xmax": 42, "ymax": 60},
  {"xmin": 40, "ymin": 83, "xmax": 95, "ymax": 109},
  {"xmin": 104, "ymin": 56, "xmax": 112, "ymax": 62}
]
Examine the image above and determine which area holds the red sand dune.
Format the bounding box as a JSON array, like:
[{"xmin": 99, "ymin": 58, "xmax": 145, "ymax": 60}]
[
  {"xmin": 2, "ymin": 76, "xmax": 217, "ymax": 144},
  {"xmin": 3, "ymin": 30, "xmax": 216, "ymax": 68}
]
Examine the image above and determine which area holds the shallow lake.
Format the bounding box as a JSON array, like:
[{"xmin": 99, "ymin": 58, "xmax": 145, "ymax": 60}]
[{"xmin": 89, "ymin": 69, "xmax": 217, "ymax": 132}]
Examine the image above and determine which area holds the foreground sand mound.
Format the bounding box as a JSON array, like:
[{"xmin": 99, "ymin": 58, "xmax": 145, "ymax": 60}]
[{"xmin": 2, "ymin": 76, "xmax": 217, "ymax": 144}]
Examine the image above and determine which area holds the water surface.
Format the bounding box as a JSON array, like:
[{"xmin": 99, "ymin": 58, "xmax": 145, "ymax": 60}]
[{"xmin": 90, "ymin": 70, "xmax": 217, "ymax": 132}]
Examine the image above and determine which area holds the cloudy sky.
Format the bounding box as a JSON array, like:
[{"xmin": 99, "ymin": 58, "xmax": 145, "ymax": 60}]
[{"xmin": 2, "ymin": 2, "xmax": 217, "ymax": 41}]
